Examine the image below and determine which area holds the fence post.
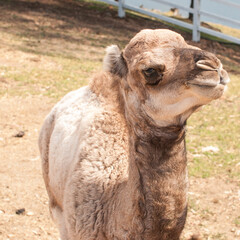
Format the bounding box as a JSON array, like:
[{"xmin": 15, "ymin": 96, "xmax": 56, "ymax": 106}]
[
  {"xmin": 118, "ymin": 0, "xmax": 125, "ymax": 18},
  {"xmin": 192, "ymin": 0, "xmax": 200, "ymax": 42}
]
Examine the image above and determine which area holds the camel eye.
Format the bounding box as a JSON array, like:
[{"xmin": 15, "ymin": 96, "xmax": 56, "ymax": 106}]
[
  {"xmin": 144, "ymin": 68, "xmax": 156, "ymax": 76},
  {"xmin": 143, "ymin": 67, "xmax": 163, "ymax": 86}
]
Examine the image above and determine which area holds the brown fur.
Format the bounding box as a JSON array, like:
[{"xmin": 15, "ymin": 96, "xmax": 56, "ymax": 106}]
[{"xmin": 88, "ymin": 29, "xmax": 228, "ymax": 239}]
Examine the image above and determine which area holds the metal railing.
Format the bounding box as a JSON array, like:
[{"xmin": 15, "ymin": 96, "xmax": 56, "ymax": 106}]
[{"xmin": 96, "ymin": 0, "xmax": 240, "ymax": 44}]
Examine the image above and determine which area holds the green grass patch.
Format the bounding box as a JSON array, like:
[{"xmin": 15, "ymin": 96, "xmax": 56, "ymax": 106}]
[
  {"xmin": 234, "ymin": 216, "xmax": 240, "ymax": 226},
  {"xmin": 187, "ymin": 74, "xmax": 240, "ymax": 179},
  {"xmin": 0, "ymin": 56, "xmax": 97, "ymax": 98}
]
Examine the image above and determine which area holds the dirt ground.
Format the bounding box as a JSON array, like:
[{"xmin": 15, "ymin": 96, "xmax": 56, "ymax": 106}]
[
  {"xmin": 0, "ymin": 96, "xmax": 59, "ymax": 240},
  {"xmin": 0, "ymin": 0, "xmax": 240, "ymax": 239}
]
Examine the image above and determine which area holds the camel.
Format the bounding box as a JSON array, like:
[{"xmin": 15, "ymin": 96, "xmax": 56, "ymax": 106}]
[{"xmin": 39, "ymin": 29, "xmax": 229, "ymax": 240}]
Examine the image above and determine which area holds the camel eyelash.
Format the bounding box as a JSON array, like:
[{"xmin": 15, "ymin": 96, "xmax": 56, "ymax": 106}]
[
  {"xmin": 143, "ymin": 68, "xmax": 157, "ymax": 78},
  {"xmin": 143, "ymin": 67, "xmax": 164, "ymax": 86},
  {"xmin": 143, "ymin": 64, "xmax": 165, "ymax": 74}
]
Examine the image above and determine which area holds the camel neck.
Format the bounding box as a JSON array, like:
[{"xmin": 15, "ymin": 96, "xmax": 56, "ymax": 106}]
[{"xmin": 124, "ymin": 127, "xmax": 188, "ymax": 239}]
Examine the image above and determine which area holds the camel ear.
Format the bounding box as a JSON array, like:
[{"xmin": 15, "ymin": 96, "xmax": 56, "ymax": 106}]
[{"xmin": 103, "ymin": 45, "xmax": 128, "ymax": 78}]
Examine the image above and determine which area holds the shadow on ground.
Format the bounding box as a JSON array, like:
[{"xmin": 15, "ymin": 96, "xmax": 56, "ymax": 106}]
[{"xmin": 0, "ymin": 0, "xmax": 239, "ymax": 74}]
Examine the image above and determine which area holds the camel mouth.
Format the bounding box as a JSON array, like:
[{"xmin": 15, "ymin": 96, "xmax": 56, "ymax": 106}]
[
  {"xmin": 194, "ymin": 60, "xmax": 230, "ymax": 88},
  {"xmin": 189, "ymin": 76, "xmax": 230, "ymax": 88},
  {"xmin": 220, "ymin": 76, "xmax": 230, "ymax": 86},
  {"xmin": 190, "ymin": 83, "xmax": 217, "ymax": 88},
  {"xmin": 189, "ymin": 82, "xmax": 227, "ymax": 92},
  {"xmin": 189, "ymin": 80, "xmax": 220, "ymax": 88}
]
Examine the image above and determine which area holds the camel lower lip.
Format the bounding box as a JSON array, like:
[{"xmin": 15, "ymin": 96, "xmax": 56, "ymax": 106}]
[{"xmin": 190, "ymin": 83, "xmax": 218, "ymax": 88}]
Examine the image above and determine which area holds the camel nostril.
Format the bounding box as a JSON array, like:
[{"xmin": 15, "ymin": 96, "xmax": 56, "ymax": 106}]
[
  {"xmin": 220, "ymin": 75, "xmax": 223, "ymax": 82},
  {"xmin": 196, "ymin": 60, "xmax": 216, "ymax": 71}
]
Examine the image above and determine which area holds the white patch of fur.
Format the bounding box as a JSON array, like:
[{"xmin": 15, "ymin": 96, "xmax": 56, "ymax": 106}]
[
  {"xmin": 47, "ymin": 86, "xmax": 103, "ymax": 206},
  {"xmin": 143, "ymin": 90, "xmax": 205, "ymax": 126}
]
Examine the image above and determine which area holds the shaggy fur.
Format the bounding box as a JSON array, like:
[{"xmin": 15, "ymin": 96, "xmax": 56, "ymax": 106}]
[{"xmin": 39, "ymin": 29, "xmax": 229, "ymax": 240}]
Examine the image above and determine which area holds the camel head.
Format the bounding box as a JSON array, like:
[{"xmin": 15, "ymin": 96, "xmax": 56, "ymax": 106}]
[{"xmin": 103, "ymin": 29, "xmax": 229, "ymax": 128}]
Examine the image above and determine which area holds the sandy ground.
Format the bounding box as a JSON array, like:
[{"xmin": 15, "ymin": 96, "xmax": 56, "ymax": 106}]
[{"xmin": 0, "ymin": 96, "xmax": 59, "ymax": 240}]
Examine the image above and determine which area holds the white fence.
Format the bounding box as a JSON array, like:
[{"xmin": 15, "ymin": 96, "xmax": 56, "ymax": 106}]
[{"xmin": 97, "ymin": 0, "xmax": 240, "ymax": 44}]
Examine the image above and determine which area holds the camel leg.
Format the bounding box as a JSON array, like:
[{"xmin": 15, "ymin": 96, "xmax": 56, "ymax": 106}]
[{"xmin": 51, "ymin": 205, "xmax": 69, "ymax": 240}]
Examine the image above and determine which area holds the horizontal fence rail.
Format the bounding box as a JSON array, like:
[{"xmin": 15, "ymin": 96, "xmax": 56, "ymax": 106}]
[
  {"xmin": 200, "ymin": 10, "xmax": 240, "ymax": 27},
  {"xmin": 151, "ymin": 0, "xmax": 195, "ymax": 14},
  {"xmin": 211, "ymin": 0, "xmax": 240, "ymax": 9},
  {"xmin": 96, "ymin": 0, "xmax": 240, "ymax": 44}
]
